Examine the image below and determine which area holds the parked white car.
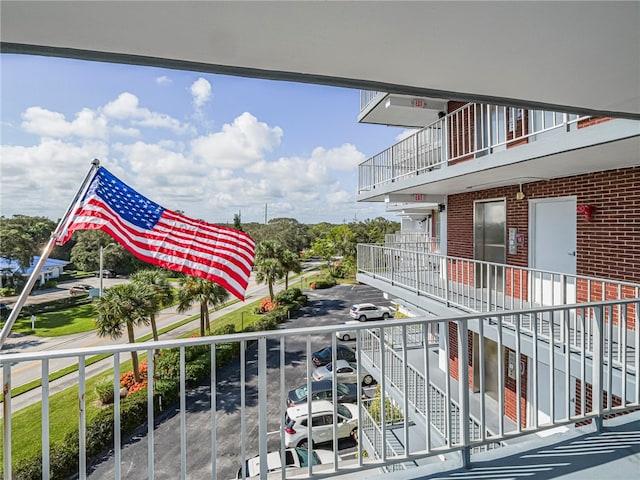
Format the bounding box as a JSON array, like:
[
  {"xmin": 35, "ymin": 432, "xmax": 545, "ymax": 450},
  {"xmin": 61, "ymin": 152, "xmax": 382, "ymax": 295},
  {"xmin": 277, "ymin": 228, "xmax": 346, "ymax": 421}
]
[
  {"xmin": 312, "ymin": 359, "xmax": 375, "ymax": 386},
  {"xmin": 349, "ymin": 303, "xmax": 393, "ymax": 321},
  {"xmin": 335, "ymin": 320, "xmax": 362, "ymax": 341},
  {"xmin": 283, "ymin": 400, "xmax": 358, "ymax": 449},
  {"xmin": 237, "ymin": 447, "xmax": 336, "ymax": 478}
]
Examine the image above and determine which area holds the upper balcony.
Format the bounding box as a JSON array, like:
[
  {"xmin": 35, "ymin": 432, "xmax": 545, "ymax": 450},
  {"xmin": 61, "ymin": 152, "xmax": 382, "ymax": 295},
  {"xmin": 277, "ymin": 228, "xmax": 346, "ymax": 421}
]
[{"xmin": 357, "ymin": 102, "xmax": 640, "ymax": 203}]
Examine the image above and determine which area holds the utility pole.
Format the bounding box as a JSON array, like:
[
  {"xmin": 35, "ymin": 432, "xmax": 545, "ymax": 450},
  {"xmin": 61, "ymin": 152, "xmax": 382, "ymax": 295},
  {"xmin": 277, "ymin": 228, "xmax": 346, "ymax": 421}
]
[{"xmin": 264, "ymin": 203, "xmax": 267, "ymax": 224}]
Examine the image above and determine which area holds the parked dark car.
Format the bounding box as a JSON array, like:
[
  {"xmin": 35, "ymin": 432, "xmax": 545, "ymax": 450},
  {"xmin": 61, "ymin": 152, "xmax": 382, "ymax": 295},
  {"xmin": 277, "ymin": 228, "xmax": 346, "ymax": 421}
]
[
  {"xmin": 287, "ymin": 379, "xmax": 358, "ymax": 407},
  {"xmin": 311, "ymin": 344, "xmax": 356, "ymax": 367},
  {"xmin": 0, "ymin": 303, "xmax": 11, "ymax": 319},
  {"xmin": 95, "ymin": 269, "xmax": 116, "ymax": 278}
]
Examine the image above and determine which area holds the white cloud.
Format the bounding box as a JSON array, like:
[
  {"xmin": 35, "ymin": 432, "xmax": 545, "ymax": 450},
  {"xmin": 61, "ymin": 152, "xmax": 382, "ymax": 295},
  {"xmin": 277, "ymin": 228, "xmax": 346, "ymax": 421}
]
[
  {"xmin": 0, "ymin": 139, "xmax": 110, "ymax": 217},
  {"xmin": 309, "ymin": 144, "xmax": 366, "ymax": 171},
  {"xmin": 103, "ymin": 93, "xmax": 189, "ymax": 134},
  {"xmin": 21, "ymin": 107, "xmax": 108, "ymax": 139},
  {"xmin": 111, "ymin": 126, "xmax": 140, "ymax": 137},
  {"xmin": 395, "ymin": 128, "xmax": 419, "ymax": 142},
  {"xmin": 2, "ymin": 93, "xmax": 395, "ymax": 224},
  {"xmin": 191, "ymin": 112, "xmax": 283, "ymax": 168},
  {"xmin": 156, "ymin": 75, "xmax": 172, "ymax": 86},
  {"xmin": 190, "ymin": 78, "xmax": 212, "ymax": 110}
]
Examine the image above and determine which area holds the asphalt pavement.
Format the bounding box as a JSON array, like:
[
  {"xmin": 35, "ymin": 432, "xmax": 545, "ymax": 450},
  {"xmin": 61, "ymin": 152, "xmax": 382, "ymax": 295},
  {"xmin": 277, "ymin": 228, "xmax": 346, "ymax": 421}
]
[{"xmin": 86, "ymin": 283, "xmax": 394, "ymax": 479}]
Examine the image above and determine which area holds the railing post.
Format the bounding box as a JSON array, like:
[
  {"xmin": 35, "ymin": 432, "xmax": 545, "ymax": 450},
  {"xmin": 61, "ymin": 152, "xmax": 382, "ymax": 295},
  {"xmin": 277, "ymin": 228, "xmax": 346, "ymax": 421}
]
[
  {"xmin": 457, "ymin": 319, "xmax": 471, "ymax": 468},
  {"xmin": 258, "ymin": 337, "xmax": 268, "ymax": 479},
  {"xmin": 3, "ymin": 362, "xmax": 12, "ymax": 480},
  {"xmin": 442, "ymin": 115, "xmax": 449, "ymax": 166},
  {"xmin": 445, "ymin": 259, "xmax": 450, "ymax": 307},
  {"xmin": 592, "ymin": 305, "xmax": 604, "ymax": 432}
]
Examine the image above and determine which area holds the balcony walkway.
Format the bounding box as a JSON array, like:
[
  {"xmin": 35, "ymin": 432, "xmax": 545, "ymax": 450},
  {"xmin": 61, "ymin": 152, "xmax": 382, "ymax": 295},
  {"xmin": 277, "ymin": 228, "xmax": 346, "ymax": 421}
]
[{"xmin": 364, "ymin": 410, "xmax": 640, "ymax": 480}]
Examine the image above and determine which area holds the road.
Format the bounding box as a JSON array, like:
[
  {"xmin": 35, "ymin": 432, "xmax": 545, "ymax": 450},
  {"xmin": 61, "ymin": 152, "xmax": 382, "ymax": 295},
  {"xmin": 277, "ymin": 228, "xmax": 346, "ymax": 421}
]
[
  {"xmin": 0, "ymin": 269, "xmax": 318, "ymax": 416},
  {"xmin": 86, "ymin": 283, "xmax": 394, "ymax": 479}
]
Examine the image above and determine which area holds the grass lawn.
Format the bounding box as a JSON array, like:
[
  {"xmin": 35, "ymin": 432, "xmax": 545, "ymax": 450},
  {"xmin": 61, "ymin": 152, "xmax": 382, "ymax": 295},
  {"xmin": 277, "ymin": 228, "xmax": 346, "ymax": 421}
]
[
  {"xmin": 12, "ymin": 303, "xmax": 98, "ymax": 337},
  {"xmin": 0, "ymin": 295, "xmax": 273, "ymax": 469},
  {"xmin": 0, "ymin": 356, "xmax": 137, "ymax": 467}
]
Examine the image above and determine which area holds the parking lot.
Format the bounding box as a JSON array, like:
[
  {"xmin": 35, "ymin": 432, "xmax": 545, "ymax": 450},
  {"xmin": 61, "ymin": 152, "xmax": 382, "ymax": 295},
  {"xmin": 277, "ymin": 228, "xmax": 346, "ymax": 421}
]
[{"xmin": 87, "ymin": 282, "xmax": 394, "ymax": 479}]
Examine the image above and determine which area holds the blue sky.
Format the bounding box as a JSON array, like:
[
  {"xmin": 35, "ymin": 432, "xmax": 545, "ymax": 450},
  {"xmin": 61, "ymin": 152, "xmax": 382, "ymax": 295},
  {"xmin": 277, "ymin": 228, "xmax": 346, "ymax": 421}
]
[{"xmin": 1, "ymin": 54, "xmax": 408, "ymax": 225}]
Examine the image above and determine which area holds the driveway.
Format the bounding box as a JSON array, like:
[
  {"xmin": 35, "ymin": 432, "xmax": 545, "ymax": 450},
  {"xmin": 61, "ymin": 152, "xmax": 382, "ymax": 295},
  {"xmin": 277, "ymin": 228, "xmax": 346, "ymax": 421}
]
[{"xmin": 87, "ymin": 283, "xmax": 394, "ymax": 479}]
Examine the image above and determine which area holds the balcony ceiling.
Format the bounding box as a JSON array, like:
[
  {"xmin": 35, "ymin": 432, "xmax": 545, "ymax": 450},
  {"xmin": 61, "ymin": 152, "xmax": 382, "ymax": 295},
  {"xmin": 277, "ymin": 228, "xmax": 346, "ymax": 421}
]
[{"xmin": 1, "ymin": 1, "xmax": 639, "ymax": 120}]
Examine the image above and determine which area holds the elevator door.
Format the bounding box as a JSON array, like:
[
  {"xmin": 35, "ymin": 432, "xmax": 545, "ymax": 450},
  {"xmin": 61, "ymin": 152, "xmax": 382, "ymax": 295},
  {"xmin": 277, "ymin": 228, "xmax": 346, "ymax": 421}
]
[{"xmin": 474, "ymin": 200, "xmax": 506, "ymax": 288}]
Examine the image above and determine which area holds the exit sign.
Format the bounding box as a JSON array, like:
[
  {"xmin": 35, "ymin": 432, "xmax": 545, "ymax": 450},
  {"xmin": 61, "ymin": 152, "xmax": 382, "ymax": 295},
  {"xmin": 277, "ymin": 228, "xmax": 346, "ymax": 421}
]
[
  {"xmin": 412, "ymin": 99, "xmax": 425, "ymax": 108},
  {"xmin": 414, "ymin": 194, "xmax": 424, "ymax": 201}
]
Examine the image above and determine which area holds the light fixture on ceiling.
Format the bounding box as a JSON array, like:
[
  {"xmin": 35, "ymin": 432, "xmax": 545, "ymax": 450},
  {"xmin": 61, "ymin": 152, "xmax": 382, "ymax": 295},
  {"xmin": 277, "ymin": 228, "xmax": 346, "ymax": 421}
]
[{"xmin": 516, "ymin": 184, "xmax": 525, "ymax": 200}]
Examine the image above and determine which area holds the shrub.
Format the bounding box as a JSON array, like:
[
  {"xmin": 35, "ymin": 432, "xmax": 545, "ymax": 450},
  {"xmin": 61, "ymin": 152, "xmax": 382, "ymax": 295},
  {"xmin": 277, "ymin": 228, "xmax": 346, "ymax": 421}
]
[
  {"xmin": 274, "ymin": 288, "xmax": 302, "ymax": 305},
  {"xmin": 95, "ymin": 375, "xmax": 115, "ymax": 405},
  {"xmin": 312, "ymin": 277, "xmax": 336, "ymax": 289},
  {"xmin": 0, "ymin": 286, "xmax": 16, "ymax": 296},
  {"xmin": 259, "ymin": 297, "xmax": 278, "ymax": 313},
  {"xmin": 365, "ymin": 385, "xmax": 404, "ymax": 424},
  {"xmin": 119, "ymin": 361, "xmax": 148, "ymax": 390}
]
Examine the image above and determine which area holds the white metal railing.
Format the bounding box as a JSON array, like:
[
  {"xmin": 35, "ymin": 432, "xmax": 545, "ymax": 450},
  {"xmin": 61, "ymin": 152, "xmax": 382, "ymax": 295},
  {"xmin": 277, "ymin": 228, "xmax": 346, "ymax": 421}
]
[
  {"xmin": 357, "ymin": 244, "xmax": 639, "ymax": 361},
  {"xmin": 358, "ymin": 103, "xmax": 590, "ymax": 193},
  {"xmin": 384, "ymin": 234, "xmax": 440, "ymax": 254},
  {"xmin": 360, "ymin": 90, "xmax": 382, "ymax": 112},
  {"xmin": 2, "ymin": 303, "xmax": 638, "ymax": 479},
  {"xmin": 356, "ymin": 303, "xmax": 639, "ymax": 465}
]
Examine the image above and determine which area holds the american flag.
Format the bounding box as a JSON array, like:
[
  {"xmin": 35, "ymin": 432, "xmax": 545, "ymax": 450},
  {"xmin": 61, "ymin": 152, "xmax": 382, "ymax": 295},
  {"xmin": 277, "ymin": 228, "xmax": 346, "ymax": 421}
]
[{"xmin": 57, "ymin": 167, "xmax": 255, "ymax": 300}]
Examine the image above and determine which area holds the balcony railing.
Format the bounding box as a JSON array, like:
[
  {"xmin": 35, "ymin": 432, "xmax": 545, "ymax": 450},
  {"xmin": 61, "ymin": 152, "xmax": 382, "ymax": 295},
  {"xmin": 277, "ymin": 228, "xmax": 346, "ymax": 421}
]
[
  {"xmin": 360, "ymin": 90, "xmax": 381, "ymax": 112},
  {"xmin": 2, "ymin": 302, "xmax": 638, "ymax": 479},
  {"xmin": 358, "ymin": 103, "xmax": 589, "ymax": 193},
  {"xmin": 384, "ymin": 234, "xmax": 439, "ymax": 253},
  {"xmin": 357, "ymin": 244, "xmax": 640, "ymax": 363},
  {"xmin": 356, "ymin": 303, "xmax": 638, "ymax": 466}
]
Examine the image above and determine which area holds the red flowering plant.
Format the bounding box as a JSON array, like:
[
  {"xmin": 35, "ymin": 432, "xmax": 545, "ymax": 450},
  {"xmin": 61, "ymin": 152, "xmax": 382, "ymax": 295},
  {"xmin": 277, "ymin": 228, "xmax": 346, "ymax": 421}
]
[
  {"xmin": 120, "ymin": 360, "xmax": 149, "ymax": 394},
  {"xmin": 259, "ymin": 297, "xmax": 278, "ymax": 313}
]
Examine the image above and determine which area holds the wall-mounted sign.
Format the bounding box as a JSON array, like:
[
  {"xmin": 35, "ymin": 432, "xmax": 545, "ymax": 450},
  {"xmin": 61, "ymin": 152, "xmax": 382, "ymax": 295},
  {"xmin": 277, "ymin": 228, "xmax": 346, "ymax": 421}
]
[
  {"xmin": 412, "ymin": 99, "xmax": 425, "ymax": 108},
  {"xmin": 414, "ymin": 193, "xmax": 424, "ymax": 201}
]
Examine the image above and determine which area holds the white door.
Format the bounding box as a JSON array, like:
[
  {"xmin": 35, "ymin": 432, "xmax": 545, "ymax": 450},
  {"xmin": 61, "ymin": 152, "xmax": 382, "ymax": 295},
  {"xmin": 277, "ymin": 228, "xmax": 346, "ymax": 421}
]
[{"xmin": 529, "ymin": 197, "xmax": 577, "ymax": 306}]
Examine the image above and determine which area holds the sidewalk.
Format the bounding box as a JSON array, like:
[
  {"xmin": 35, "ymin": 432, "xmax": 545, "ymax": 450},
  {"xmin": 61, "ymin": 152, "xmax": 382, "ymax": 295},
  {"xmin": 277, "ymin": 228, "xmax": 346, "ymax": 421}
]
[{"xmin": 1, "ymin": 270, "xmax": 319, "ymax": 415}]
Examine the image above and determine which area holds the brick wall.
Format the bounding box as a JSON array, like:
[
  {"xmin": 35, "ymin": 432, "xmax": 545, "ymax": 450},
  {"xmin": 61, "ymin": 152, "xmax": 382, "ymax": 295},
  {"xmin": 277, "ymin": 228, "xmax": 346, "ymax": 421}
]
[
  {"xmin": 447, "ymin": 167, "xmax": 640, "ymax": 285},
  {"xmin": 504, "ymin": 348, "xmax": 528, "ymax": 428},
  {"xmin": 447, "ymin": 322, "xmax": 473, "ymax": 388},
  {"xmin": 575, "ymin": 379, "xmax": 625, "ymax": 426}
]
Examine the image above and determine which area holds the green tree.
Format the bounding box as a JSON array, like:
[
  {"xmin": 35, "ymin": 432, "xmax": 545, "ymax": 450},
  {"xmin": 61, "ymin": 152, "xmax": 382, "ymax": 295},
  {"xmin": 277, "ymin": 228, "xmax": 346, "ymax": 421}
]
[
  {"xmin": 309, "ymin": 237, "xmax": 338, "ymax": 275},
  {"xmin": 254, "ymin": 240, "xmax": 287, "ymax": 298},
  {"xmin": 280, "ymin": 249, "xmax": 302, "ymax": 290},
  {"xmin": 260, "ymin": 218, "xmax": 311, "ymax": 254},
  {"xmin": 94, "ymin": 283, "xmax": 153, "ymax": 383},
  {"xmin": 131, "ymin": 269, "xmax": 174, "ymax": 342},
  {"xmin": 233, "ymin": 213, "xmax": 244, "ymax": 232},
  {"xmin": 70, "ymin": 230, "xmax": 144, "ymax": 274},
  {"xmin": 0, "ymin": 215, "xmax": 57, "ymax": 268},
  {"xmin": 177, "ymin": 276, "xmax": 230, "ymax": 336}
]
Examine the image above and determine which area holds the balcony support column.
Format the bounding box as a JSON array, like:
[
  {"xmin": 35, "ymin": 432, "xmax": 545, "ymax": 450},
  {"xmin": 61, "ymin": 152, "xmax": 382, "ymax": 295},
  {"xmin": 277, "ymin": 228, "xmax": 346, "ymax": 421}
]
[
  {"xmin": 592, "ymin": 305, "xmax": 604, "ymax": 432},
  {"xmin": 258, "ymin": 337, "xmax": 268, "ymax": 479},
  {"xmin": 457, "ymin": 319, "xmax": 471, "ymax": 468}
]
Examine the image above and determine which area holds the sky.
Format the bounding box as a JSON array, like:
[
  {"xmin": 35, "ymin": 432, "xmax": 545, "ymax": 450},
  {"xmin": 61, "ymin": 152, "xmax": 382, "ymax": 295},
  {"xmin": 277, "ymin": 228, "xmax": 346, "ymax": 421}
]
[{"xmin": 0, "ymin": 54, "xmax": 410, "ymax": 226}]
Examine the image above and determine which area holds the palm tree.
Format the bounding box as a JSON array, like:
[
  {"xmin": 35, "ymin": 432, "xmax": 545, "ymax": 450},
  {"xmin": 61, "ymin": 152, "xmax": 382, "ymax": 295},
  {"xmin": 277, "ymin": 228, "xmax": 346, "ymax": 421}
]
[
  {"xmin": 94, "ymin": 282, "xmax": 153, "ymax": 383},
  {"xmin": 280, "ymin": 249, "xmax": 302, "ymax": 290},
  {"xmin": 177, "ymin": 276, "xmax": 230, "ymax": 336},
  {"xmin": 254, "ymin": 240, "xmax": 286, "ymax": 298},
  {"xmin": 131, "ymin": 269, "xmax": 174, "ymax": 342}
]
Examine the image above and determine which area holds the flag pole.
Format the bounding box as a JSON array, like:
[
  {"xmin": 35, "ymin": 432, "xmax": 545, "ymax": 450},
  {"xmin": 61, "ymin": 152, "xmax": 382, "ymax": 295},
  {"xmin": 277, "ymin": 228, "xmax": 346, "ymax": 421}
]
[{"xmin": 0, "ymin": 159, "xmax": 101, "ymax": 350}]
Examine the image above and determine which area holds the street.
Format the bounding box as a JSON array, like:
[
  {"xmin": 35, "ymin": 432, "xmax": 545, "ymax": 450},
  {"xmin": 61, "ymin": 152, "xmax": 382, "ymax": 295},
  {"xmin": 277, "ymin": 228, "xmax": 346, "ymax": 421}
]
[{"xmin": 0, "ymin": 270, "xmax": 314, "ymax": 415}]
